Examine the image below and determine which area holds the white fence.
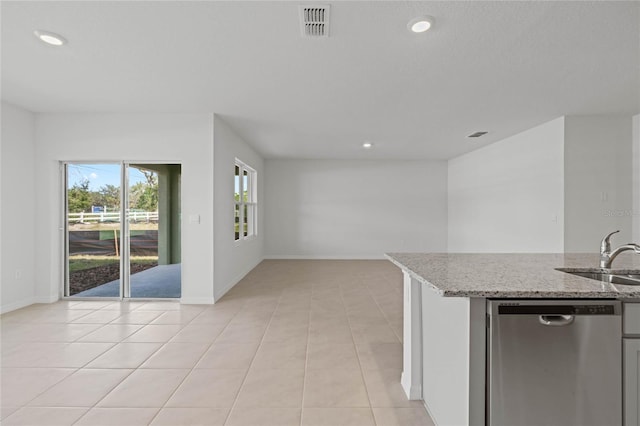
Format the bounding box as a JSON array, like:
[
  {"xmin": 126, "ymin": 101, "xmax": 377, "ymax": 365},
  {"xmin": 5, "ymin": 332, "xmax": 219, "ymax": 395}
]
[{"xmin": 68, "ymin": 211, "xmax": 159, "ymax": 223}]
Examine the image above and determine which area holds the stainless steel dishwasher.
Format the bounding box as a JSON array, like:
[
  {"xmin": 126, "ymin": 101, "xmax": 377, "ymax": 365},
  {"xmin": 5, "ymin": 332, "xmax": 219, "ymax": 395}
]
[{"xmin": 487, "ymin": 299, "xmax": 622, "ymax": 426}]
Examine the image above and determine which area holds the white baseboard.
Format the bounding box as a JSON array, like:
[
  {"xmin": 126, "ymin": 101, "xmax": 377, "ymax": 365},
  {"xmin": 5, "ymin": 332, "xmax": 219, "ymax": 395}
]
[
  {"xmin": 423, "ymin": 400, "xmax": 439, "ymax": 426},
  {"xmin": 401, "ymin": 371, "xmax": 423, "ymax": 400},
  {"xmin": 1, "ymin": 296, "xmax": 36, "ymax": 314},
  {"xmin": 180, "ymin": 297, "xmax": 215, "ymax": 305},
  {"xmin": 263, "ymin": 254, "xmax": 386, "ymax": 260},
  {"xmin": 35, "ymin": 294, "xmax": 60, "ymax": 304},
  {"xmin": 213, "ymin": 256, "xmax": 264, "ymax": 302}
]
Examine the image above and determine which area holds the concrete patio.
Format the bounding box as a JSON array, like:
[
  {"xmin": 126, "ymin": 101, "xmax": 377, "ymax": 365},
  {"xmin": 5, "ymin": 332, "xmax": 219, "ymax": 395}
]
[{"xmin": 75, "ymin": 264, "xmax": 181, "ymax": 298}]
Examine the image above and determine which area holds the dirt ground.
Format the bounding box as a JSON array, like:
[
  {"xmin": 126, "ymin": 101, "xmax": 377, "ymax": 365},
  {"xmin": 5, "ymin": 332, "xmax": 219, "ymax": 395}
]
[{"xmin": 69, "ymin": 262, "xmax": 157, "ymax": 294}]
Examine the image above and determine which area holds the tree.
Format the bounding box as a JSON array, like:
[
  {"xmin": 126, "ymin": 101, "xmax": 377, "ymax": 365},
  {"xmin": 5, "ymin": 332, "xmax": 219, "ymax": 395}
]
[
  {"xmin": 136, "ymin": 185, "xmax": 158, "ymax": 211},
  {"xmin": 136, "ymin": 170, "xmax": 158, "ymax": 211},
  {"xmin": 67, "ymin": 180, "xmax": 92, "ymax": 213},
  {"xmin": 141, "ymin": 170, "xmax": 157, "ymax": 187},
  {"xmin": 92, "ymin": 184, "xmax": 120, "ymax": 211},
  {"xmin": 129, "ymin": 171, "xmax": 158, "ymax": 211}
]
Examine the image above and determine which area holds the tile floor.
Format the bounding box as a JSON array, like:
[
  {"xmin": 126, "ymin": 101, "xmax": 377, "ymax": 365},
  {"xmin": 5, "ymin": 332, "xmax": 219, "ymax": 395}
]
[{"xmin": 1, "ymin": 260, "xmax": 435, "ymax": 426}]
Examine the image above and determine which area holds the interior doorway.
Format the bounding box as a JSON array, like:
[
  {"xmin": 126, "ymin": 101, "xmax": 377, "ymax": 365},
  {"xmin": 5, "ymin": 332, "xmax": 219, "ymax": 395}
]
[{"xmin": 64, "ymin": 162, "xmax": 181, "ymax": 298}]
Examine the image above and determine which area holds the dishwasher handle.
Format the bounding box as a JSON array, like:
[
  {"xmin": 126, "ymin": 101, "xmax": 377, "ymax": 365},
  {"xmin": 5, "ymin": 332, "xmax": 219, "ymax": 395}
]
[{"xmin": 538, "ymin": 315, "xmax": 575, "ymax": 327}]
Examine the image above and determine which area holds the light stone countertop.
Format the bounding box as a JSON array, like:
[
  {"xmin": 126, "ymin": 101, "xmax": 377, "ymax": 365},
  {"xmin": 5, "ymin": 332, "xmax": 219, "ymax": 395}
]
[{"xmin": 385, "ymin": 253, "xmax": 640, "ymax": 299}]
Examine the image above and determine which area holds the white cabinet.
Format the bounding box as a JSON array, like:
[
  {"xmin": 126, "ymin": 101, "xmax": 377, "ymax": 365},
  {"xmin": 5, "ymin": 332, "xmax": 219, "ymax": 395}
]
[
  {"xmin": 626, "ymin": 304, "xmax": 640, "ymax": 334},
  {"xmin": 625, "ymin": 303, "xmax": 640, "ymax": 426},
  {"xmin": 625, "ymin": 339, "xmax": 640, "ymax": 426}
]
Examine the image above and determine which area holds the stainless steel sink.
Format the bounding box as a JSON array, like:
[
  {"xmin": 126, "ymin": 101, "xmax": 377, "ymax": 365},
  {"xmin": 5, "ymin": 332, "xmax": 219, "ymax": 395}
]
[
  {"xmin": 618, "ymin": 273, "xmax": 640, "ymax": 280},
  {"xmin": 556, "ymin": 269, "xmax": 640, "ymax": 286}
]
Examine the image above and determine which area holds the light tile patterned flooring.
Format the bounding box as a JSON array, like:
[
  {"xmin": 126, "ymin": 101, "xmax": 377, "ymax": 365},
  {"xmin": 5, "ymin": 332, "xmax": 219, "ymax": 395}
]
[{"xmin": 1, "ymin": 260, "xmax": 435, "ymax": 426}]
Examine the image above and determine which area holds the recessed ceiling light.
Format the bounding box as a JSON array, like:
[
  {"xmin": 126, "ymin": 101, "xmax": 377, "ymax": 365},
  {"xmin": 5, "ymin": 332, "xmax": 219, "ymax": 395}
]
[
  {"xmin": 408, "ymin": 16, "xmax": 435, "ymax": 33},
  {"xmin": 34, "ymin": 30, "xmax": 67, "ymax": 46},
  {"xmin": 362, "ymin": 142, "xmax": 373, "ymax": 149}
]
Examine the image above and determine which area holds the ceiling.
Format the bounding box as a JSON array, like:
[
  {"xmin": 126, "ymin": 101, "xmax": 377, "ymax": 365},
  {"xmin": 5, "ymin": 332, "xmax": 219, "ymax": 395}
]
[{"xmin": 2, "ymin": 1, "xmax": 639, "ymax": 160}]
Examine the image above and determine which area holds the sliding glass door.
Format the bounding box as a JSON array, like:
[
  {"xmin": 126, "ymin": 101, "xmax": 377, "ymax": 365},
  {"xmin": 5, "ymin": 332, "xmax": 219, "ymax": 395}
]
[
  {"xmin": 127, "ymin": 164, "xmax": 181, "ymax": 298},
  {"xmin": 64, "ymin": 162, "xmax": 181, "ymax": 299},
  {"xmin": 65, "ymin": 163, "xmax": 122, "ymax": 297}
]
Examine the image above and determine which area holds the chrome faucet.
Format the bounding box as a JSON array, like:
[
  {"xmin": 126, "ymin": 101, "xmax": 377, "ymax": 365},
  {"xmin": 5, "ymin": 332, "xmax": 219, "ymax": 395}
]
[{"xmin": 599, "ymin": 230, "xmax": 640, "ymax": 269}]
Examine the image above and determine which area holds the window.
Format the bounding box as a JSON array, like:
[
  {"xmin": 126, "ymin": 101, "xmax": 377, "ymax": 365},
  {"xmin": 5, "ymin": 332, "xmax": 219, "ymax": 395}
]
[{"xmin": 234, "ymin": 159, "xmax": 257, "ymax": 241}]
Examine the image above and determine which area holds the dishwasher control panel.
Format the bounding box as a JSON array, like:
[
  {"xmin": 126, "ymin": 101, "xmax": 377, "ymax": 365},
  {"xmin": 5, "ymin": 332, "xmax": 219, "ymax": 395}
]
[{"xmin": 497, "ymin": 302, "xmax": 619, "ymax": 316}]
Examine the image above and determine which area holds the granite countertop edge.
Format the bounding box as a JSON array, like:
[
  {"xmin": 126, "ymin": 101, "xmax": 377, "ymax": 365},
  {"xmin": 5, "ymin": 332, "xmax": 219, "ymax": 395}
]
[{"xmin": 385, "ymin": 253, "xmax": 640, "ymax": 299}]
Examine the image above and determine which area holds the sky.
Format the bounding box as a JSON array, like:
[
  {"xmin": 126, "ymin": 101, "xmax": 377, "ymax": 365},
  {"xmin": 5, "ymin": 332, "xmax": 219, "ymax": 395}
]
[
  {"xmin": 234, "ymin": 173, "xmax": 248, "ymax": 197},
  {"xmin": 67, "ymin": 163, "xmax": 148, "ymax": 190}
]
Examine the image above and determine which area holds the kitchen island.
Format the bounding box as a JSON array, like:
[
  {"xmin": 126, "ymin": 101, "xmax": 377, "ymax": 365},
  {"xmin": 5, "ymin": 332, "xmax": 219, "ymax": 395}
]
[{"xmin": 386, "ymin": 253, "xmax": 640, "ymax": 426}]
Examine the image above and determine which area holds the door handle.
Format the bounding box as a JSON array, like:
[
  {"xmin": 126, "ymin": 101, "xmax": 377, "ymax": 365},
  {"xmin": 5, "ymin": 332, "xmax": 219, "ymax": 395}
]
[{"xmin": 538, "ymin": 315, "xmax": 575, "ymax": 326}]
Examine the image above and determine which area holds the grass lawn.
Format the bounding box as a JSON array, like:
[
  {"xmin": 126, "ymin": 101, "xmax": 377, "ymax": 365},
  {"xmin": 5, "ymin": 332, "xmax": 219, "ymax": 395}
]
[{"xmin": 69, "ymin": 255, "xmax": 158, "ymax": 272}]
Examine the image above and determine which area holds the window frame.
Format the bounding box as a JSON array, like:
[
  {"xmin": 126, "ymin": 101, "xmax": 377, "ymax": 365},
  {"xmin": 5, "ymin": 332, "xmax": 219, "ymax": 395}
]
[{"xmin": 234, "ymin": 159, "xmax": 257, "ymax": 242}]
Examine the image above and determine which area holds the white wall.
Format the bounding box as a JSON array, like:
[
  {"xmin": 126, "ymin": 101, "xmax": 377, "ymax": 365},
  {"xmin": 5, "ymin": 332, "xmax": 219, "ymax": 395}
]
[
  {"xmin": 564, "ymin": 116, "xmax": 633, "ymax": 252},
  {"xmin": 213, "ymin": 115, "xmax": 264, "ymax": 300},
  {"xmin": 264, "ymin": 160, "xmax": 448, "ymax": 258},
  {"xmin": 448, "ymin": 117, "xmax": 565, "ymax": 253},
  {"xmin": 34, "ymin": 113, "xmax": 215, "ymax": 304},
  {"xmin": 632, "ymin": 114, "xmax": 640, "ymax": 243},
  {"xmin": 1, "ymin": 102, "xmax": 36, "ymax": 313}
]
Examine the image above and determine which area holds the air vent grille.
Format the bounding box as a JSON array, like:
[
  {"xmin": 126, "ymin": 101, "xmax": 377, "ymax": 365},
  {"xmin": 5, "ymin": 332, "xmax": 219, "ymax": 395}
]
[
  {"xmin": 300, "ymin": 5, "xmax": 330, "ymax": 37},
  {"xmin": 467, "ymin": 131, "xmax": 488, "ymax": 138}
]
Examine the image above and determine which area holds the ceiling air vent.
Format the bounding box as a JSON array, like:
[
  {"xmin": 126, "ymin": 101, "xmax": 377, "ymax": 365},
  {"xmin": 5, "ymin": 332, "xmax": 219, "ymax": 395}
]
[
  {"xmin": 300, "ymin": 5, "xmax": 330, "ymax": 37},
  {"xmin": 467, "ymin": 131, "xmax": 488, "ymax": 138}
]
